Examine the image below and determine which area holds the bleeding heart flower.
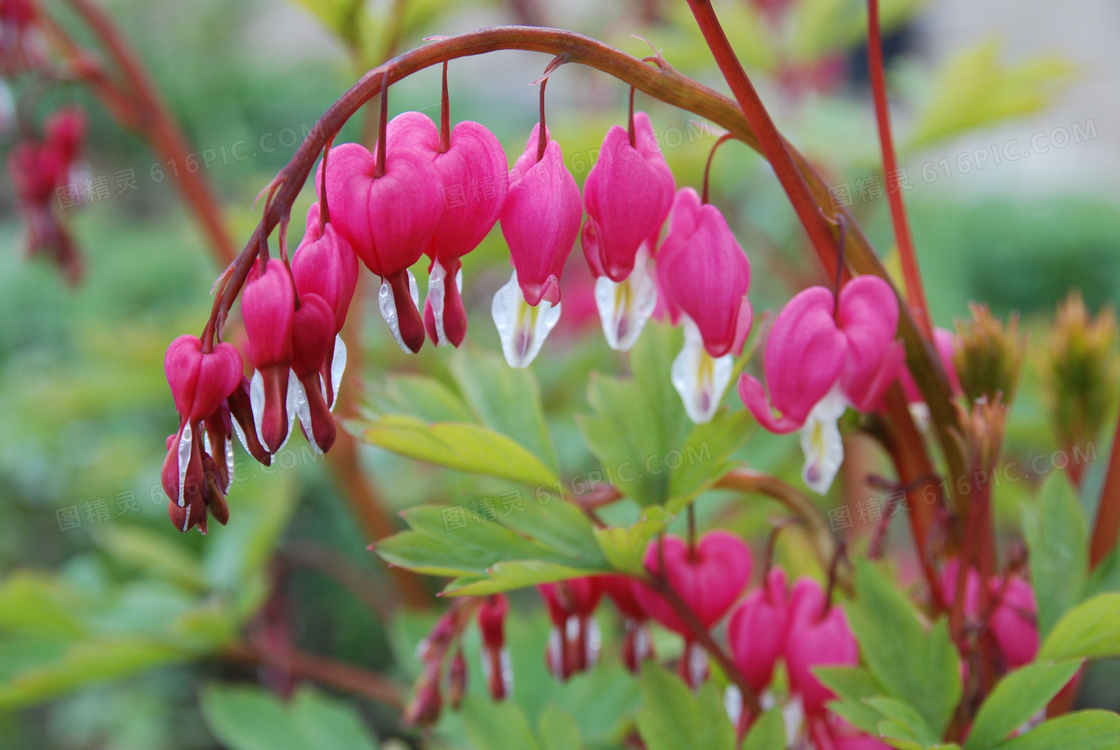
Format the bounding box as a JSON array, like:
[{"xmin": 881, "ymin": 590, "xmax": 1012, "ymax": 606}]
[
  {"xmin": 538, "ymin": 577, "xmax": 603, "ymax": 681},
  {"xmin": 728, "ymin": 567, "xmax": 789, "ymax": 692},
  {"xmin": 656, "ymin": 188, "xmax": 752, "ymax": 424},
  {"xmin": 242, "ymin": 258, "xmax": 296, "ymax": 453},
  {"xmin": 164, "ymin": 335, "xmax": 243, "ymax": 423},
  {"xmin": 477, "ymin": 594, "xmax": 512, "ymax": 700},
  {"xmin": 634, "ymin": 531, "xmax": 751, "ymax": 687},
  {"xmin": 387, "ymin": 111, "xmax": 509, "ymax": 348},
  {"xmin": 988, "ymin": 575, "xmax": 1039, "ymax": 668},
  {"xmin": 320, "ymin": 134, "xmax": 444, "ymax": 353},
  {"xmin": 785, "ymin": 577, "xmax": 858, "ymax": 715},
  {"xmin": 739, "ymin": 275, "xmax": 901, "ymax": 493},
  {"xmin": 581, "ymin": 112, "xmax": 675, "ymax": 352},
  {"xmin": 290, "ymin": 292, "xmax": 337, "ymax": 453},
  {"xmin": 493, "ymin": 124, "xmax": 582, "ymax": 367},
  {"xmin": 600, "ymin": 574, "xmax": 654, "ymax": 672}
]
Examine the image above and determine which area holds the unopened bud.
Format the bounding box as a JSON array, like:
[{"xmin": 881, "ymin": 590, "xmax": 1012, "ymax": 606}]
[{"xmin": 953, "ymin": 303, "xmax": 1027, "ymax": 405}]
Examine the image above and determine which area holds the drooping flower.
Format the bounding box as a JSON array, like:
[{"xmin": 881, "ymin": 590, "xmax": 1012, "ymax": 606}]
[
  {"xmin": 161, "ymin": 335, "xmax": 243, "ymax": 533},
  {"xmin": 241, "ymin": 258, "xmax": 296, "ymax": 453},
  {"xmin": 784, "ymin": 577, "xmax": 858, "ymax": 715},
  {"xmin": 988, "ymin": 575, "xmax": 1039, "ymax": 668},
  {"xmin": 538, "ymin": 577, "xmax": 603, "ymax": 681},
  {"xmin": 477, "ymin": 594, "xmax": 512, "ymax": 700},
  {"xmin": 289, "ymin": 292, "xmax": 337, "ymax": 453},
  {"xmin": 727, "ymin": 566, "xmax": 789, "ymax": 693},
  {"xmin": 739, "ymin": 275, "xmax": 902, "ymax": 493},
  {"xmin": 599, "ymin": 574, "xmax": 654, "ymax": 672},
  {"xmin": 387, "ymin": 111, "xmax": 509, "ymax": 347},
  {"xmin": 633, "ymin": 531, "xmax": 751, "ymax": 687},
  {"xmin": 582, "ymin": 112, "xmax": 675, "ymax": 351},
  {"xmin": 657, "ymin": 188, "xmax": 752, "ymax": 424},
  {"xmin": 492, "ymin": 124, "xmax": 582, "ymax": 367},
  {"xmin": 319, "ymin": 134, "xmax": 444, "ymax": 353}
]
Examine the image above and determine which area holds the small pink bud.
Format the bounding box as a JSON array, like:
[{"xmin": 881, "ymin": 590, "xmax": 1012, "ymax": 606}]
[
  {"xmin": 633, "ymin": 531, "xmax": 751, "ymax": 635},
  {"xmin": 785, "ymin": 577, "xmax": 858, "ymax": 715},
  {"xmin": 582, "ymin": 114, "xmax": 674, "ymax": 282},
  {"xmin": 988, "ymin": 575, "xmax": 1039, "ymax": 668},
  {"xmin": 44, "ymin": 106, "xmax": 86, "ymax": 166},
  {"xmin": 448, "ymin": 649, "xmax": 468, "ymax": 709},
  {"xmin": 502, "ymin": 124, "xmax": 582, "ymax": 307},
  {"xmin": 728, "ymin": 567, "xmax": 789, "ymax": 692}
]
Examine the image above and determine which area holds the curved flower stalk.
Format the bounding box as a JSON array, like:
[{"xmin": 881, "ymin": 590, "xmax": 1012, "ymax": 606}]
[{"xmin": 740, "ymin": 276, "xmax": 903, "ymax": 493}]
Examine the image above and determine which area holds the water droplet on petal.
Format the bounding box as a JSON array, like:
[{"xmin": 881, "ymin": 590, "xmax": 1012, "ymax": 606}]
[
  {"xmin": 378, "ymin": 269, "xmax": 421, "ymax": 353},
  {"xmin": 799, "ymin": 387, "xmax": 848, "ymax": 494},
  {"xmin": 595, "ymin": 245, "xmax": 657, "ymax": 351},
  {"xmin": 491, "ymin": 269, "xmax": 561, "ymax": 368},
  {"xmin": 328, "ymin": 334, "xmax": 347, "ymax": 412},
  {"xmin": 176, "ymin": 423, "xmax": 192, "ymax": 508},
  {"xmin": 671, "ymin": 317, "xmax": 733, "ymax": 424},
  {"xmin": 224, "ymin": 435, "xmax": 235, "ymax": 493}
]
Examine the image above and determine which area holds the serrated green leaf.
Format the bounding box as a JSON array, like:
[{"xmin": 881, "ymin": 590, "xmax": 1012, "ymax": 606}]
[
  {"xmin": 635, "ymin": 663, "xmax": 735, "ymax": 750},
  {"xmin": 994, "ymin": 710, "xmax": 1120, "ymax": 750},
  {"xmin": 865, "ymin": 697, "xmax": 942, "ymax": 747},
  {"xmin": 538, "ymin": 705, "xmax": 583, "ymax": 750},
  {"xmin": 1038, "ymin": 593, "xmax": 1120, "ymax": 661},
  {"xmin": 200, "ymin": 684, "xmax": 379, "ymax": 750},
  {"xmin": 742, "ymin": 708, "xmax": 786, "ymax": 750},
  {"xmin": 442, "ymin": 560, "xmax": 603, "ymax": 597},
  {"xmin": 666, "ymin": 409, "xmax": 755, "ymax": 512},
  {"xmin": 847, "ymin": 562, "xmax": 962, "ymax": 736},
  {"xmin": 449, "ymin": 347, "xmax": 558, "ymax": 476},
  {"xmin": 358, "ymin": 416, "xmax": 559, "ymax": 487},
  {"xmin": 905, "ymin": 41, "xmax": 1074, "ymax": 152},
  {"xmin": 461, "ymin": 695, "xmax": 541, "ymax": 750},
  {"xmin": 495, "ymin": 496, "xmax": 606, "ymax": 566},
  {"xmin": 594, "ymin": 508, "xmax": 671, "ymax": 575},
  {"xmin": 965, "ymin": 660, "xmax": 1082, "ymax": 750},
  {"xmin": 1024, "ymin": 476, "xmax": 1089, "ymax": 638}
]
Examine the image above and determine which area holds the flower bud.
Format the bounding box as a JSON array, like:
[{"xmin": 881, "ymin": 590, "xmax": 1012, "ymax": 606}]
[{"xmin": 953, "ymin": 302, "xmax": 1027, "ymax": 405}]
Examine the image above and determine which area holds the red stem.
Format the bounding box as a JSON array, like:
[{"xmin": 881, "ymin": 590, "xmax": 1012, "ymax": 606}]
[
  {"xmin": 866, "ymin": 0, "xmax": 932, "ymax": 339},
  {"xmin": 1090, "ymin": 410, "xmax": 1120, "ymax": 567},
  {"xmin": 701, "ymin": 132, "xmax": 734, "ymax": 204},
  {"xmin": 536, "ymin": 75, "xmax": 549, "ymax": 162},
  {"xmin": 439, "ymin": 61, "xmax": 451, "ymax": 152}
]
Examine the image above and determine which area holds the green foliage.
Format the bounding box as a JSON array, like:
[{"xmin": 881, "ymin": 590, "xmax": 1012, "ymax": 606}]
[
  {"xmin": 634, "ymin": 663, "xmax": 736, "ymax": 750},
  {"xmin": 199, "ymin": 684, "xmax": 380, "ymax": 750},
  {"xmin": 1038, "ymin": 594, "xmax": 1120, "ymax": 662},
  {"xmin": 964, "ymin": 660, "xmax": 1082, "ymax": 749},
  {"xmin": 790, "ymin": 0, "xmax": 922, "ymax": 63},
  {"xmin": 905, "ymin": 41, "xmax": 1074, "ymax": 152},
  {"xmin": 1024, "ymin": 476, "xmax": 1089, "ymax": 638},
  {"xmin": 845, "ymin": 562, "xmax": 962, "ymax": 737},
  {"xmin": 742, "ymin": 708, "xmax": 787, "ymax": 750},
  {"xmin": 993, "ymin": 710, "xmax": 1120, "ymax": 749}
]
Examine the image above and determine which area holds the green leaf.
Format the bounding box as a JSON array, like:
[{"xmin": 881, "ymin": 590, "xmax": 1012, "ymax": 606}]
[
  {"xmin": 538, "ymin": 705, "xmax": 583, "ymax": 750},
  {"xmin": 742, "ymin": 708, "xmax": 786, "ymax": 750},
  {"xmin": 1081, "ymin": 546, "xmax": 1120, "ymax": 601},
  {"xmin": 1024, "ymin": 476, "xmax": 1089, "ymax": 638},
  {"xmin": 1038, "ymin": 593, "xmax": 1120, "ymax": 661},
  {"xmin": 816, "ymin": 666, "xmax": 890, "ymax": 735},
  {"xmin": 92, "ymin": 525, "xmax": 207, "ymax": 592},
  {"xmin": 965, "ymin": 660, "xmax": 1083, "ymax": 749},
  {"xmin": 846, "ymin": 561, "xmax": 962, "ymax": 736},
  {"xmin": 200, "ymin": 684, "xmax": 379, "ymax": 750},
  {"xmin": 442, "ymin": 561, "xmax": 602, "ymax": 597},
  {"xmin": 496, "ymin": 495, "xmax": 606, "ymax": 565},
  {"xmin": 594, "ymin": 508, "xmax": 671, "ymax": 575},
  {"xmin": 994, "ymin": 710, "xmax": 1120, "ymax": 750},
  {"xmin": 865, "ymin": 697, "xmax": 942, "ymax": 748},
  {"xmin": 666, "ymin": 409, "xmax": 755, "ymax": 512},
  {"xmin": 905, "ymin": 40, "xmax": 1074, "ymax": 152},
  {"xmin": 366, "ymin": 373, "xmax": 475, "ymax": 424},
  {"xmin": 635, "ymin": 663, "xmax": 735, "ymax": 750},
  {"xmin": 460, "ymin": 696, "xmax": 541, "ymax": 750},
  {"xmin": 449, "ymin": 347, "xmax": 558, "ymax": 476},
  {"xmin": 358, "ymin": 416, "xmax": 559, "ymax": 488}
]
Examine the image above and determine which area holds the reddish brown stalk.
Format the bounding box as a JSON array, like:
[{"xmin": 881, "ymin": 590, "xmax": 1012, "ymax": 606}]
[
  {"xmin": 701, "ymin": 133, "xmax": 734, "ymax": 204},
  {"xmin": 866, "ymin": 0, "xmax": 932, "ymax": 339},
  {"xmin": 439, "ymin": 61, "xmax": 451, "ymax": 152},
  {"xmin": 223, "ymin": 641, "xmax": 404, "ymax": 709},
  {"xmin": 536, "ymin": 75, "xmax": 549, "ymax": 161},
  {"xmin": 56, "ymin": 0, "xmax": 237, "ymax": 266},
  {"xmin": 1090, "ymin": 412, "xmax": 1120, "ymax": 566}
]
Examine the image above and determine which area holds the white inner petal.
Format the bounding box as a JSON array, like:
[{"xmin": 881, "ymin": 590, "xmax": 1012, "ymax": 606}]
[
  {"xmin": 594, "ymin": 245, "xmax": 657, "ymax": 352},
  {"xmin": 249, "ymin": 369, "xmax": 266, "ymax": 450},
  {"xmin": 724, "ymin": 684, "xmax": 743, "ymax": 728},
  {"xmin": 329, "ymin": 334, "xmax": 347, "ymax": 411},
  {"xmin": 223, "ymin": 433, "xmax": 235, "ymax": 492},
  {"xmin": 378, "ymin": 269, "xmax": 421, "ymax": 354},
  {"xmin": 670, "ymin": 317, "xmax": 733, "ymax": 424},
  {"xmin": 491, "ymin": 269, "xmax": 561, "ymax": 368},
  {"xmin": 275, "ymin": 368, "xmax": 300, "ymax": 454},
  {"xmin": 799, "ymin": 386, "xmax": 849, "ymax": 495},
  {"xmin": 176, "ymin": 423, "xmax": 192, "ymax": 508},
  {"xmin": 290, "ymin": 375, "xmax": 320, "ymax": 454}
]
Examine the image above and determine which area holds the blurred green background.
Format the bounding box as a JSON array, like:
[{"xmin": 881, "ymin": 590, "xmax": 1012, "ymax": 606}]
[{"xmin": 2, "ymin": 0, "xmax": 1119, "ymax": 747}]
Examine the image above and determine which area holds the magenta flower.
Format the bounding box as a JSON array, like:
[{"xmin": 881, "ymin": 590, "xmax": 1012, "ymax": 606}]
[
  {"xmin": 538, "ymin": 577, "xmax": 603, "ymax": 680},
  {"xmin": 320, "ymin": 135, "xmax": 444, "ymax": 353},
  {"xmin": 600, "ymin": 574, "xmax": 654, "ymax": 672},
  {"xmin": 728, "ymin": 566, "xmax": 789, "ymax": 692},
  {"xmin": 290, "ymin": 292, "xmax": 337, "ymax": 453},
  {"xmin": 989, "ymin": 575, "xmax": 1039, "ymax": 668},
  {"xmin": 739, "ymin": 275, "xmax": 901, "ymax": 493},
  {"xmin": 656, "ymin": 188, "xmax": 752, "ymax": 423},
  {"xmin": 634, "ymin": 531, "xmax": 751, "ymax": 687},
  {"xmin": 387, "ymin": 111, "xmax": 509, "ymax": 347},
  {"xmin": 242, "ymin": 258, "xmax": 296, "ymax": 453},
  {"xmin": 476, "ymin": 594, "xmax": 512, "ymax": 700},
  {"xmin": 785, "ymin": 577, "xmax": 859, "ymax": 715},
  {"xmin": 581, "ymin": 113, "xmax": 675, "ymax": 351},
  {"xmin": 492, "ymin": 124, "xmax": 582, "ymax": 367}
]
